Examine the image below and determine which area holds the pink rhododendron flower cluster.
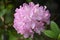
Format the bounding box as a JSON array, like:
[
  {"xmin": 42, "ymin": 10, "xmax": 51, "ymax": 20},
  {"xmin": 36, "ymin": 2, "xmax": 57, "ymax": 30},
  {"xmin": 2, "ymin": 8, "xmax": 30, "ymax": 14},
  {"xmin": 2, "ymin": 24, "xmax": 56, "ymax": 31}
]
[{"xmin": 13, "ymin": 2, "xmax": 50, "ymax": 38}]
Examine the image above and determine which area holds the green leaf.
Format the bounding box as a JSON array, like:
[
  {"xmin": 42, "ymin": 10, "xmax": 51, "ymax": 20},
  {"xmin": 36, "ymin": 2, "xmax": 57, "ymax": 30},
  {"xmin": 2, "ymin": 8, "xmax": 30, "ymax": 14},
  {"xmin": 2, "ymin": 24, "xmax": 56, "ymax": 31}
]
[
  {"xmin": 0, "ymin": 35, "xmax": 2, "ymax": 40},
  {"xmin": 4, "ymin": 10, "xmax": 13, "ymax": 24},
  {"xmin": 0, "ymin": 5, "xmax": 5, "ymax": 10},
  {"xmin": 0, "ymin": 29, "xmax": 4, "ymax": 40},
  {"xmin": 58, "ymin": 34, "xmax": 60, "ymax": 40},
  {"xmin": 0, "ymin": 19, "xmax": 3, "ymax": 27},
  {"xmin": 8, "ymin": 31, "xmax": 18, "ymax": 40},
  {"xmin": 0, "ymin": 9, "xmax": 7, "ymax": 17},
  {"xmin": 43, "ymin": 30, "xmax": 56, "ymax": 38},
  {"xmin": 33, "ymin": 33, "xmax": 44, "ymax": 40},
  {"xmin": 0, "ymin": 31, "xmax": 2, "ymax": 40},
  {"xmin": 26, "ymin": 0, "xmax": 32, "ymax": 2},
  {"xmin": 50, "ymin": 21, "xmax": 60, "ymax": 37},
  {"xmin": 51, "ymin": 21, "xmax": 60, "ymax": 32},
  {"xmin": 7, "ymin": 4, "xmax": 13, "ymax": 9},
  {"xmin": 8, "ymin": 27, "xmax": 22, "ymax": 40}
]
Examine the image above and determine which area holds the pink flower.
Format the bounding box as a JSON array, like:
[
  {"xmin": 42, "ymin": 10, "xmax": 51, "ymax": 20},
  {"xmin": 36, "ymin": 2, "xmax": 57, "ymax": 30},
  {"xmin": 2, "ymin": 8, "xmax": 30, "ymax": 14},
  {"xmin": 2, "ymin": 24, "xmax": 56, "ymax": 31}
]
[{"xmin": 13, "ymin": 2, "xmax": 50, "ymax": 38}]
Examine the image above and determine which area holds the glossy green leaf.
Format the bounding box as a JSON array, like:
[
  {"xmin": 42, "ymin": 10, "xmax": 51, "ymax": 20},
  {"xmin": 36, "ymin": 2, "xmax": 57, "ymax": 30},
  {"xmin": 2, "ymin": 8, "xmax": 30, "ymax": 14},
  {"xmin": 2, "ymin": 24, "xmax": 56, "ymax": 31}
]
[
  {"xmin": 43, "ymin": 30, "xmax": 56, "ymax": 38},
  {"xmin": 50, "ymin": 21, "xmax": 60, "ymax": 36},
  {"xmin": 51, "ymin": 21, "xmax": 60, "ymax": 32}
]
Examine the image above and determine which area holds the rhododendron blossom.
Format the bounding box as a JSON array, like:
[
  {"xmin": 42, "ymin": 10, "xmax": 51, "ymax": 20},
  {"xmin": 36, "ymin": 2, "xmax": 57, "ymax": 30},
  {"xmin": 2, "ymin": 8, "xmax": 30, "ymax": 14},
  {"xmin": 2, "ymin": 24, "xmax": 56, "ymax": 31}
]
[{"xmin": 13, "ymin": 2, "xmax": 50, "ymax": 38}]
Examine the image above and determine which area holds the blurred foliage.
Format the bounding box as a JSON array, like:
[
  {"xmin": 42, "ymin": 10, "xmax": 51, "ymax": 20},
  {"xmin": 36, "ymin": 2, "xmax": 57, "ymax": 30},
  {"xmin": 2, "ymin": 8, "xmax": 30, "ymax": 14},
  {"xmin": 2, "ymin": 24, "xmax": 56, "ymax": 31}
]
[
  {"xmin": 58, "ymin": 34, "xmax": 60, "ymax": 40},
  {"xmin": 0, "ymin": 19, "xmax": 3, "ymax": 26},
  {"xmin": 0, "ymin": 0, "xmax": 60, "ymax": 40},
  {"xmin": 26, "ymin": 0, "xmax": 32, "ymax": 2}
]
